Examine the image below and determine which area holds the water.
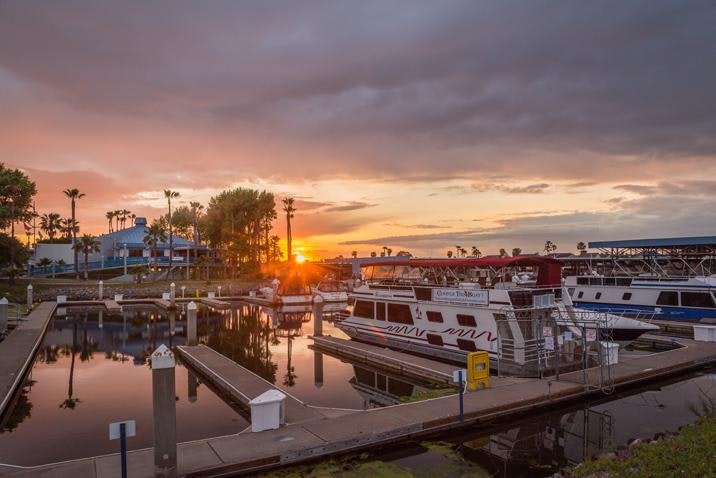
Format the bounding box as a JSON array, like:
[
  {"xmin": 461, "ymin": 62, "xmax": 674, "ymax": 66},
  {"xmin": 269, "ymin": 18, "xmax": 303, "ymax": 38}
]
[
  {"xmin": 2, "ymin": 301, "xmax": 714, "ymax": 472},
  {"xmin": 0, "ymin": 302, "xmax": 439, "ymax": 466}
]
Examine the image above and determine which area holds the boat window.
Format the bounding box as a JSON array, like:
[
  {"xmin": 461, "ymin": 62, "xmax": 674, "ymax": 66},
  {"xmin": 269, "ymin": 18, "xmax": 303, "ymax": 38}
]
[
  {"xmin": 577, "ymin": 291, "xmax": 584, "ymax": 299},
  {"xmin": 426, "ymin": 333, "xmax": 443, "ymax": 346},
  {"xmin": 457, "ymin": 314, "xmax": 477, "ymax": 327},
  {"xmin": 617, "ymin": 278, "xmax": 632, "ymax": 287},
  {"xmin": 656, "ymin": 291, "xmax": 678, "ymax": 306},
  {"xmin": 376, "ymin": 301, "xmax": 386, "ymax": 321},
  {"xmin": 603, "ymin": 278, "xmax": 616, "ymax": 286},
  {"xmin": 622, "ymin": 292, "xmax": 632, "ymax": 301},
  {"xmin": 426, "ymin": 311, "xmax": 443, "ymax": 323},
  {"xmin": 457, "ymin": 339, "xmax": 478, "ymax": 352},
  {"xmin": 354, "ymin": 300, "xmax": 374, "ymax": 319},
  {"xmin": 595, "ymin": 292, "xmax": 602, "ymax": 300},
  {"xmin": 387, "ymin": 303, "xmax": 414, "ymax": 324},
  {"xmin": 567, "ymin": 288, "xmax": 575, "ymax": 297},
  {"xmin": 576, "ymin": 277, "xmax": 589, "ymax": 285},
  {"xmin": 681, "ymin": 292, "xmax": 716, "ymax": 308}
]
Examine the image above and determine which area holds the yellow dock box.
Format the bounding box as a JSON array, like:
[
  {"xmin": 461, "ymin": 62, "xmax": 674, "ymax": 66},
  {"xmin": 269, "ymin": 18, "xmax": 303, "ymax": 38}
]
[{"xmin": 466, "ymin": 351, "xmax": 490, "ymax": 390}]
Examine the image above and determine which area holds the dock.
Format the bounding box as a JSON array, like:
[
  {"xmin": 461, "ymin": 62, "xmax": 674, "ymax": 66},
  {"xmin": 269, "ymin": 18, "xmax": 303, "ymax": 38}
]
[
  {"xmin": 199, "ymin": 298, "xmax": 231, "ymax": 310},
  {"xmin": 0, "ymin": 302, "xmax": 56, "ymax": 416},
  {"xmin": 102, "ymin": 299, "xmax": 122, "ymax": 314},
  {"xmin": 176, "ymin": 345, "xmax": 325, "ymax": 424},
  {"xmin": 311, "ymin": 335, "xmax": 457, "ymax": 385}
]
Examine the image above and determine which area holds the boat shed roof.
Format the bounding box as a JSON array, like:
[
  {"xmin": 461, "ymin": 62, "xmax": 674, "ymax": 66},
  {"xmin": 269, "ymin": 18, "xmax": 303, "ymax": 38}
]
[{"xmin": 588, "ymin": 236, "xmax": 716, "ymax": 250}]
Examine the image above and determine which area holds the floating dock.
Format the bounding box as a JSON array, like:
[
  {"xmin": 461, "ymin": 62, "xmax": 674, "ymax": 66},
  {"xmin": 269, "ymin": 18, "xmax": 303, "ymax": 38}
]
[
  {"xmin": 176, "ymin": 345, "xmax": 324, "ymax": 424},
  {"xmin": 102, "ymin": 299, "xmax": 122, "ymax": 314},
  {"xmin": 0, "ymin": 302, "xmax": 56, "ymax": 416},
  {"xmin": 199, "ymin": 298, "xmax": 231, "ymax": 310},
  {"xmin": 311, "ymin": 335, "xmax": 458, "ymax": 385}
]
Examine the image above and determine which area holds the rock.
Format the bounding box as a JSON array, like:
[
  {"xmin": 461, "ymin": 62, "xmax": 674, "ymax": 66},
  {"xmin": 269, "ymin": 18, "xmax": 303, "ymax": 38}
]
[{"xmin": 628, "ymin": 438, "xmax": 642, "ymax": 450}]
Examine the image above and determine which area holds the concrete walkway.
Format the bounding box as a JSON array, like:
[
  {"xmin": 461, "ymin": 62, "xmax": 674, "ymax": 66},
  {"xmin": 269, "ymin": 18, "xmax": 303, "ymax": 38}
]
[{"xmin": 0, "ymin": 302, "xmax": 56, "ymax": 416}]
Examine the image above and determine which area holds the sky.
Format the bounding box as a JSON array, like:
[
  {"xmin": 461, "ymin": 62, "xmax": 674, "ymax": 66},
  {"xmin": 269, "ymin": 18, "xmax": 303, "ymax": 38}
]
[{"xmin": 2, "ymin": 1, "xmax": 715, "ymax": 259}]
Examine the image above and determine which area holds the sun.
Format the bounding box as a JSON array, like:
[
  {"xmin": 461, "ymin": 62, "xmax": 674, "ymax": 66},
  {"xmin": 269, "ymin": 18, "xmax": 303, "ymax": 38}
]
[{"xmin": 295, "ymin": 254, "xmax": 307, "ymax": 264}]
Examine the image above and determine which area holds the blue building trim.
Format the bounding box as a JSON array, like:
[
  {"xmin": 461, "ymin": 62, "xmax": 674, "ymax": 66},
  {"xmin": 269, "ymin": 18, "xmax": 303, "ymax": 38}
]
[{"xmin": 574, "ymin": 301, "xmax": 716, "ymax": 321}]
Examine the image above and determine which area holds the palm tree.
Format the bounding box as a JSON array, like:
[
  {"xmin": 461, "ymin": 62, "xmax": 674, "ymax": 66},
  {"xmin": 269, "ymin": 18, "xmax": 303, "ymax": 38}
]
[
  {"xmin": 72, "ymin": 234, "xmax": 100, "ymax": 280},
  {"xmin": 499, "ymin": 248, "xmax": 507, "ymax": 257},
  {"xmin": 351, "ymin": 251, "xmax": 358, "ymax": 259},
  {"xmin": 577, "ymin": 241, "xmax": 587, "ymax": 255},
  {"xmin": 40, "ymin": 212, "xmax": 61, "ymax": 241},
  {"xmin": 121, "ymin": 209, "xmax": 131, "ymax": 229},
  {"xmin": 282, "ymin": 197, "xmax": 296, "ymax": 262},
  {"xmin": 130, "ymin": 213, "xmax": 136, "ymax": 226},
  {"xmin": 544, "ymin": 240, "xmax": 557, "ymax": 255},
  {"xmin": 63, "ymin": 188, "xmax": 85, "ymax": 277},
  {"xmin": 113, "ymin": 209, "xmax": 122, "ymax": 232},
  {"xmin": 190, "ymin": 201, "xmax": 204, "ymax": 273},
  {"xmin": 164, "ymin": 190, "xmax": 180, "ymax": 274},
  {"xmin": 60, "ymin": 321, "xmax": 80, "ymax": 410},
  {"xmin": 447, "ymin": 250, "xmax": 453, "ymax": 258},
  {"xmin": 105, "ymin": 211, "xmax": 114, "ymax": 233},
  {"xmin": 471, "ymin": 246, "xmax": 479, "ymax": 257},
  {"xmin": 455, "ymin": 245, "xmax": 461, "ymax": 257},
  {"xmin": 370, "ymin": 251, "xmax": 377, "ymax": 258},
  {"xmin": 512, "ymin": 247, "xmax": 522, "ymax": 257},
  {"xmin": 143, "ymin": 221, "xmax": 167, "ymax": 269}
]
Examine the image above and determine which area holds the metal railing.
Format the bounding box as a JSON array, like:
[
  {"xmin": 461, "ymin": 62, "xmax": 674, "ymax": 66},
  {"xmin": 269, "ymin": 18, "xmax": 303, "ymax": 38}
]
[{"xmin": 31, "ymin": 256, "xmax": 200, "ymax": 276}]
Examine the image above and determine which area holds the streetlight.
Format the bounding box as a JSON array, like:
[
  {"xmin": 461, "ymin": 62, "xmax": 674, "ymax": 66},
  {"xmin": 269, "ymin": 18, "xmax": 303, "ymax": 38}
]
[{"xmin": 7, "ymin": 198, "xmax": 14, "ymax": 270}]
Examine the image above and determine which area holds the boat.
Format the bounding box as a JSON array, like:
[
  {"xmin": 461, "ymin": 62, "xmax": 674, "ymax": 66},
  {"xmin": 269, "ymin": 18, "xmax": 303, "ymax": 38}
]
[
  {"xmin": 565, "ymin": 274, "xmax": 716, "ymax": 322},
  {"xmin": 260, "ymin": 277, "xmax": 313, "ymax": 305},
  {"xmin": 312, "ymin": 279, "xmax": 349, "ymax": 302},
  {"xmin": 336, "ymin": 257, "xmax": 657, "ymax": 370}
]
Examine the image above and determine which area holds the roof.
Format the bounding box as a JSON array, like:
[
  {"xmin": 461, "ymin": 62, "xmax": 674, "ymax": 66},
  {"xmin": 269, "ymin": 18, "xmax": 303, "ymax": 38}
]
[
  {"xmin": 100, "ymin": 217, "xmax": 200, "ymax": 249},
  {"xmin": 361, "ymin": 255, "xmax": 563, "ymax": 269},
  {"xmin": 588, "ymin": 236, "xmax": 716, "ymax": 249}
]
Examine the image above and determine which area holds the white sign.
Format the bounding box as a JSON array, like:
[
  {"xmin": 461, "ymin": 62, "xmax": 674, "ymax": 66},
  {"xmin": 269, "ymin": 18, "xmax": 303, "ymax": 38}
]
[
  {"xmin": 586, "ymin": 329, "xmax": 597, "ymax": 342},
  {"xmin": 452, "ymin": 369, "xmax": 467, "ymax": 384},
  {"xmin": 432, "ymin": 288, "xmax": 489, "ymax": 305},
  {"xmin": 109, "ymin": 420, "xmax": 136, "ymax": 440},
  {"xmin": 564, "ymin": 331, "xmax": 573, "ymax": 341},
  {"xmin": 542, "ymin": 326, "xmax": 553, "ymax": 337},
  {"xmin": 544, "ymin": 336, "xmax": 555, "ymax": 350}
]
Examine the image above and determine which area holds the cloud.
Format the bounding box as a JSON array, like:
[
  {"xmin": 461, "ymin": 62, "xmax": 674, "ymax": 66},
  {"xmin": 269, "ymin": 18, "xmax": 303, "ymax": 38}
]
[{"xmin": 323, "ymin": 201, "xmax": 377, "ymax": 212}]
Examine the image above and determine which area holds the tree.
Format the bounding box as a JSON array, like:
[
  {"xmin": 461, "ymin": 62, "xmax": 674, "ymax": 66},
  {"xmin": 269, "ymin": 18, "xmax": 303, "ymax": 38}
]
[
  {"xmin": 351, "ymin": 251, "xmax": 358, "ymax": 258},
  {"xmin": 1, "ymin": 164, "xmax": 37, "ymax": 281},
  {"xmin": 396, "ymin": 251, "xmax": 413, "ymax": 257},
  {"xmin": 544, "ymin": 240, "xmax": 557, "ymax": 254},
  {"xmin": 370, "ymin": 251, "xmax": 377, "ymax": 258},
  {"xmin": 512, "ymin": 247, "xmax": 522, "ymax": 257},
  {"xmin": 283, "ymin": 197, "xmax": 296, "ymax": 262},
  {"xmin": 143, "ymin": 220, "xmax": 167, "ymax": 269},
  {"xmin": 270, "ymin": 235, "xmax": 283, "ymax": 262},
  {"xmin": 471, "ymin": 246, "xmax": 479, "ymax": 257},
  {"xmin": 40, "ymin": 213, "xmax": 61, "ymax": 241},
  {"xmin": 105, "ymin": 211, "xmax": 114, "ymax": 233},
  {"xmin": 0, "ymin": 233, "xmax": 28, "ymax": 268},
  {"xmin": 164, "ymin": 189, "xmax": 180, "ymax": 274},
  {"xmin": 455, "ymin": 245, "xmax": 461, "ymax": 257},
  {"xmin": 63, "ymin": 188, "xmax": 85, "ymax": 277},
  {"xmin": 447, "ymin": 250, "xmax": 453, "ymax": 258},
  {"xmin": 499, "ymin": 248, "xmax": 507, "ymax": 257},
  {"xmin": 577, "ymin": 241, "xmax": 587, "ymax": 255},
  {"xmin": 113, "ymin": 209, "xmax": 122, "ymax": 232},
  {"xmin": 72, "ymin": 234, "xmax": 100, "ymax": 280},
  {"xmin": 190, "ymin": 201, "xmax": 205, "ymax": 273}
]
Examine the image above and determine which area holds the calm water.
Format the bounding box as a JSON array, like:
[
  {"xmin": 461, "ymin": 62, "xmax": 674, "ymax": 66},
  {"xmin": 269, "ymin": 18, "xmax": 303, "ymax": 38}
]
[
  {"xmin": 2, "ymin": 302, "xmax": 715, "ymax": 472},
  {"xmin": 0, "ymin": 302, "xmax": 438, "ymax": 466}
]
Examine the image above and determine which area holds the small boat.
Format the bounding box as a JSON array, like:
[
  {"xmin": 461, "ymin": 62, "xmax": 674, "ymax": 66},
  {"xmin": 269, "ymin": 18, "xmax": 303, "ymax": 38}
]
[
  {"xmin": 260, "ymin": 277, "xmax": 313, "ymax": 305},
  {"xmin": 312, "ymin": 279, "xmax": 349, "ymax": 302}
]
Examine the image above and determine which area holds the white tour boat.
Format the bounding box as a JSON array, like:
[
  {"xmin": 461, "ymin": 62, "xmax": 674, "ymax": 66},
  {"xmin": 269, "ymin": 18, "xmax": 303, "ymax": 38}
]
[
  {"xmin": 260, "ymin": 277, "xmax": 313, "ymax": 305},
  {"xmin": 312, "ymin": 279, "xmax": 349, "ymax": 302}
]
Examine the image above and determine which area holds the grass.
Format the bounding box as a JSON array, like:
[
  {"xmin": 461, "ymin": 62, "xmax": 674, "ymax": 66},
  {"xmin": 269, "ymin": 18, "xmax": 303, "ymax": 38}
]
[{"xmin": 569, "ymin": 414, "xmax": 716, "ymax": 477}]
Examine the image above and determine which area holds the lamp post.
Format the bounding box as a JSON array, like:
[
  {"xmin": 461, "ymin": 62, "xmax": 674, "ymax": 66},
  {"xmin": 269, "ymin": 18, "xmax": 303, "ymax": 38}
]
[{"xmin": 8, "ymin": 198, "xmax": 15, "ymax": 274}]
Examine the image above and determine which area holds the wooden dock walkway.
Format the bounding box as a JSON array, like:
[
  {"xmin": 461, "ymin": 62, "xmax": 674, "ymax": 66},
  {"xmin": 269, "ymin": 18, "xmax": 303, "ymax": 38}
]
[
  {"xmin": 311, "ymin": 335, "xmax": 457, "ymax": 384},
  {"xmin": 0, "ymin": 302, "xmax": 56, "ymax": 416},
  {"xmin": 176, "ymin": 345, "xmax": 324, "ymax": 424},
  {"xmin": 102, "ymin": 299, "xmax": 122, "ymax": 314},
  {"xmin": 5, "ymin": 333, "xmax": 716, "ymax": 477},
  {"xmin": 199, "ymin": 298, "xmax": 231, "ymax": 310}
]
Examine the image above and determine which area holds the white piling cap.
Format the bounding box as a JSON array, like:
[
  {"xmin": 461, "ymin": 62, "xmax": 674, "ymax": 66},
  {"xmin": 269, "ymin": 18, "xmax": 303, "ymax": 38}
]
[
  {"xmin": 0, "ymin": 298, "xmax": 7, "ymax": 305},
  {"xmin": 27, "ymin": 284, "xmax": 33, "ymax": 290},
  {"xmin": 187, "ymin": 301, "xmax": 197, "ymax": 310},
  {"xmin": 151, "ymin": 344, "xmax": 176, "ymax": 369},
  {"xmin": 313, "ymin": 295, "xmax": 324, "ymax": 303},
  {"xmin": 249, "ymin": 389, "xmax": 286, "ymax": 405},
  {"xmin": 99, "ymin": 281, "xmax": 103, "ymax": 285},
  {"xmin": 170, "ymin": 282, "xmax": 175, "ymax": 287}
]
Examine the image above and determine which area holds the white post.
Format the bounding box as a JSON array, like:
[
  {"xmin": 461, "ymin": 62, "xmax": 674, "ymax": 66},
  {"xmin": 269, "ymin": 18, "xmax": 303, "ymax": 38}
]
[
  {"xmin": 98, "ymin": 280, "xmax": 104, "ymax": 300},
  {"xmin": 186, "ymin": 301, "xmax": 197, "ymax": 346},
  {"xmin": 27, "ymin": 284, "xmax": 33, "ymax": 310},
  {"xmin": 151, "ymin": 345, "xmax": 177, "ymax": 478},
  {"xmin": 217, "ymin": 286, "xmax": 222, "ymax": 298},
  {"xmin": 170, "ymin": 282, "xmax": 176, "ymax": 308},
  {"xmin": 0, "ymin": 298, "xmax": 8, "ymax": 333},
  {"xmin": 181, "ymin": 286, "xmax": 186, "ymax": 298},
  {"xmin": 123, "ymin": 243, "xmax": 128, "ymax": 275}
]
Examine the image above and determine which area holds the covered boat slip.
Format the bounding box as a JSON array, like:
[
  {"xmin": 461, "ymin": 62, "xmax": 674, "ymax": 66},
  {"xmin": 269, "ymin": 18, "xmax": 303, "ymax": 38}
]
[{"xmin": 360, "ymin": 256, "xmax": 563, "ymax": 290}]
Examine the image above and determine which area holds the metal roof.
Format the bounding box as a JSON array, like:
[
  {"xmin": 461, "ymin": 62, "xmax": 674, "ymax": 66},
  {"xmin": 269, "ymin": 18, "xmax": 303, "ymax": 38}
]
[
  {"xmin": 589, "ymin": 236, "xmax": 716, "ymax": 249},
  {"xmin": 100, "ymin": 217, "xmax": 200, "ymax": 249}
]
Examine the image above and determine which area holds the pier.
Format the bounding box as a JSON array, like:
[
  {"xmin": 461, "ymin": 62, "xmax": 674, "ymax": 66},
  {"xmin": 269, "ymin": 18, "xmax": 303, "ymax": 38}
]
[
  {"xmin": 198, "ymin": 298, "xmax": 231, "ymax": 310},
  {"xmin": 176, "ymin": 345, "xmax": 325, "ymax": 424}
]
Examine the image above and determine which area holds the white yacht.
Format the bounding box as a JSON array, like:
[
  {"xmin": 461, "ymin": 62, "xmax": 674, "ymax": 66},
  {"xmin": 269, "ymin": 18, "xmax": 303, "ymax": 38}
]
[
  {"xmin": 260, "ymin": 277, "xmax": 313, "ymax": 305},
  {"xmin": 312, "ymin": 279, "xmax": 349, "ymax": 302},
  {"xmin": 565, "ymin": 274, "xmax": 716, "ymax": 322},
  {"xmin": 337, "ymin": 257, "xmax": 657, "ymax": 367}
]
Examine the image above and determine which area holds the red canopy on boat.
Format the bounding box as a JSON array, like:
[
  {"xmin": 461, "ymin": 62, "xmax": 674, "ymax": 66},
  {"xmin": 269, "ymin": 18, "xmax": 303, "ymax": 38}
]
[{"xmin": 361, "ymin": 255, "xmax": 563, "ymax": 287}]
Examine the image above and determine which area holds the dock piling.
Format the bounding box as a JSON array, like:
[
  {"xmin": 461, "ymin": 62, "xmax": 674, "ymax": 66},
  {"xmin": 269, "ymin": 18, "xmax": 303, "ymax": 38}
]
[
  {"xmin": 170, "ymin": 283, "xmax": 176, "ymax": 308},
  {"xmin": 151, "ymin": 345, "xmax": 177, "ymax": 478},
  {"xmin": 0, "ymin": 298, "xmax": 7, "ymax": 333},
  {"xmin": 188, "ymin": 370, "xmax": 198, "ymax": 402},
  {"xmin": 98, "ymin": 280, "xmax": 103, "ymax": 300},
  {"xmin": 313, "ymin": 295, "xmax": 324, "ymax": 337},
  {"xmin": 187, "ymin": 301, "xmax": 197, "ymax": 346},
  {"xmin": 26, "ymin": 284, "xmax": 33, "ymax": 311},
  {"xmin": 314, "ymin": 351, "xmax": 324, "ymax": 387}
]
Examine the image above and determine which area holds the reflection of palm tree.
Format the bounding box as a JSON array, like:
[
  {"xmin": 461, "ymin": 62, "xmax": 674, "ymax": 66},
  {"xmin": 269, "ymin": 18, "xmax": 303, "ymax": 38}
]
[
  {"xmin": 60, "ymin": 321, "xmax": 81, "ymax": 410},
  {"xmin": 283, "ymin": 335, "xmax": 297, "ymax": 387}
]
